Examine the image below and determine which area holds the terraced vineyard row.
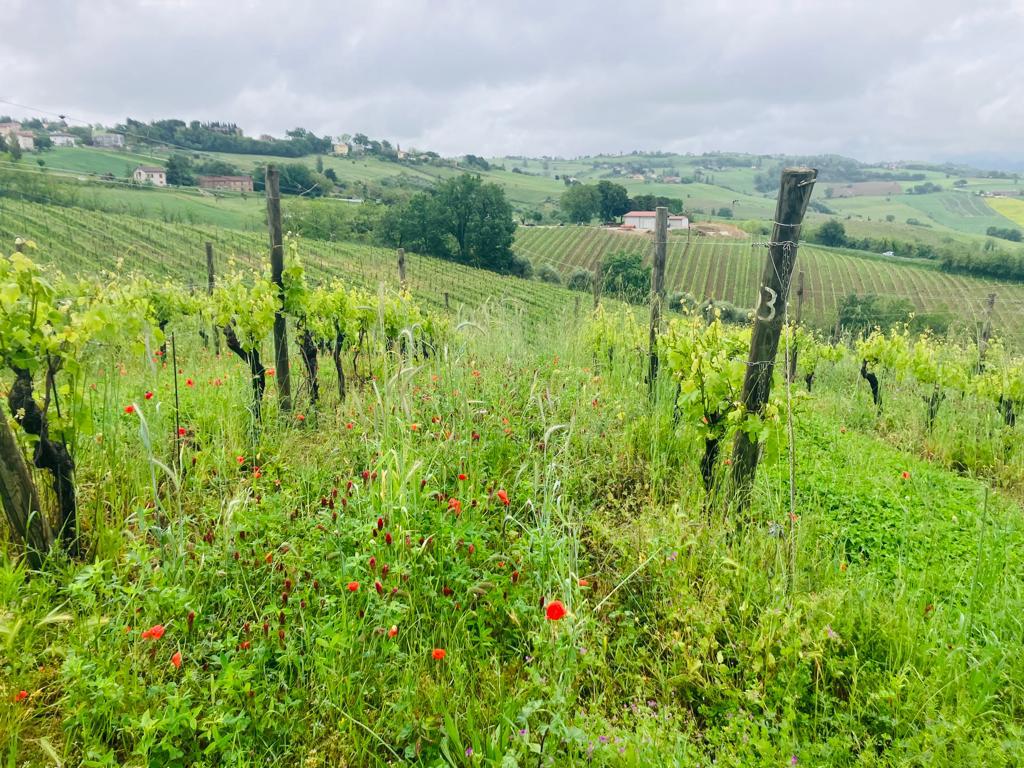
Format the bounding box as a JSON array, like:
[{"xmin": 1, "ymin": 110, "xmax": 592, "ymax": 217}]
[
  {"xmin": 0, "ymin": 199, "xmax": 576, "ymax": 318},
  {"xmin": 515, "ymin": 225, "xmax": 1024, "ymax": 339}
]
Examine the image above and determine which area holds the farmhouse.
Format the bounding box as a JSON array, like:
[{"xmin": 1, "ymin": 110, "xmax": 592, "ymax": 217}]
[
  {"xmin": 622, "ymin": 211, "xmax": 689, "ymax": 230},
  {"xmin": 133, "ymin": 166, "xmax": 167, "ymax": 186},
  {"xmin": 332, "ymin": 142, "xmax": 350, "ymax": 156},
  {"xmin": 0, "ymin": 121, "xmax": 21, "ymax": 137},
  {"xmin": 14, "ymin": 132, "xmax": 35, "ymax": 151},
  {"xmin": 197, "ymin": 174, "xmax": 254, "ymax": 192},
  {"xmin": 50, "ymin": 132, "xmax": 77, "ymax": 147},
  {"xmin": 93, "ymin": 132, "xmax": 125, "ymax": 148}
]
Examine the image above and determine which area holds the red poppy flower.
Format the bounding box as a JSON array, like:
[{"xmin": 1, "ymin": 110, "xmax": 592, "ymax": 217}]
[
  {"xmin": 346, "ymin": 422, "xmax": 354, "ymax": 429},
  {"xmin": 296, "ymin": 413, "xmax": 306, "ymax": 422},
  {"xmin": 432, "ymin": 648, "xmax": 446, "ymax": 660},
  {"xmin": 141, "ymin": 624, "xmax": 165, "ymax": 640},
  {"xmin": 388, "ymin": 625, "xmax": 398, "ymax": 638},
  {"xmin": 347, "ymin": 581, "xmax": 360, "ymax": 592},
  {"xmin": 124, "ymin": 404, "xmax": 135, "ymax": 414},
  {"xmin": 185, "ymin": 378, "xmax": 194, "ymax": 388},
  {"xmin": 410, "ymin": 423, "xmax": 420, "ymax": 431},
  {"xmin": 496, "ymin": 489, "xmax": 510, "ymax": 506},
  {"xmin": 236, "ymin": 455, "xmax": 245, "ymax": 464},
  {"xmin": 266, "ymin": 367, "xmax": 276, "ymax": 377},
  {"xmin": 458, "ymin": 473, "xmax": 467, "ymax": 481},
  {"xmin": 177, "ymin": 427, "xmax": 187, "ymax": 437},
  {"xmin": 901, "ymin": 471, "xmax": 910, "ymax": 480},
  {"xmin": 545, "ymin": 600, "xmax": 567, "ymax": 621},
  {"xmin": 144, "ymin": 391, "xmax": 154, "ymax": 400},
  {"xmin": 171, "ymin": 651, "xmax": 182, "ymax": 669},
  {"xmin": 448, "ymin": 498, "xmax": 462, "ymax": 515},
  {"xmin": 578, "ymin": 579, "xmax": 590, "ymax": 587},
  {"xmin": 13, "ymin": 690, "xmax": 28, "ymax": 703}
]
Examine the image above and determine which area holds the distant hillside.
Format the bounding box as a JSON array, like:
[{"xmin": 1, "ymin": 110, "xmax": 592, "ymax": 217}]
[{"xmin": 514, "ymin": 226, "xmax": 1024, "ymax": 340}]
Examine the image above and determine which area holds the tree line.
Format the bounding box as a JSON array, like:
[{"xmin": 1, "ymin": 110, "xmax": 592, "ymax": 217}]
[
  {"xmin": 559, "ymin": 181, "xmax": 684, "ymax": 223},
  {"xmin": 813, "ymin": 218, "xmax": 1024, "ymax": 282}
]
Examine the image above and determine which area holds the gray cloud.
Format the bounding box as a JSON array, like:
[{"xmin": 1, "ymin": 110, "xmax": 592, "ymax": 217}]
[{"xmin": 1, "ymin": 0, "xmax": 1022, "ymax": 163}]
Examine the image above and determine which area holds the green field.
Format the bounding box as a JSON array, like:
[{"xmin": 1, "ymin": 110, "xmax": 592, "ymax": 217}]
[{"xmin": 514, "ymin": 226, "xmax": 1024, "ymax": 339}]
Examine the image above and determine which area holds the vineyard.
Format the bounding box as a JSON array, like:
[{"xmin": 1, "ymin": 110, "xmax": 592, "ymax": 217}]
[
  {"xmin": 3, "ymin": 202, "xmax": 1024, "ymax": 766},
  {"xmin": 0, "ymin": 198, "xmax": 575, "ymax": 318},
  {"xmin": 514, "ymin": 225, "xmax": 1024, "ymax": 340}
]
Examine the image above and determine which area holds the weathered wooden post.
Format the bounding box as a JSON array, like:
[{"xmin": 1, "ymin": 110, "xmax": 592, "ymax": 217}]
[
  {"xmin": 730, "ymin": 167, "xmax": 817, "ymax": 506},
  {"xmin": 206, "ymin": 242, "xmax": 220, "ymax": 355},
  {"xmin": 397, "ymin": 248, "xmax": 407, "ymax": 291},
  {"xmin": 787, "ymin": 270, "xmax": 805, "ymax": 382},
  {"xmin": 266, "ymin": 166, "xmax": 292, "ymax": 412},
  {"xmin": 648, "ymin": 207, "xmax": 668, "ymax": 394},
  {"xmin": 444, "ymin": 291, "xmax": 450, "ymax": 310},
  {"xmin": 977, "ymin": 292, "xmax": 997, "ymax": 372}
]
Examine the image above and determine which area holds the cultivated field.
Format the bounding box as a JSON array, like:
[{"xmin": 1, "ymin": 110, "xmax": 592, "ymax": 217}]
[{"xmin": 514, "ymin": 226, "xmax": 1024, "ymax": 340}]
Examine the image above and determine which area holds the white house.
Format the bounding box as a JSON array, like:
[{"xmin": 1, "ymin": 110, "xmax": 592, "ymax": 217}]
[
  {"xmin": 50, "ymin": 132, "xmax": 77, "ymax": 147},
  {"xmin": 133, "ymin": 165, "xmax": 167, "ymax": 186},
  {"xmin": 622, "ymin": 211, "xmax": 689, "ymax": 230},
  {"xmin": 94, "ymin": 132, "xmax": 125, "ymax": 148}
]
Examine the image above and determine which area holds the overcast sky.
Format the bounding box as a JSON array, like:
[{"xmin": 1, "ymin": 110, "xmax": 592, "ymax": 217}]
[{"xmin": 2, "ymin": 0, "xmax": 1022, "ymax": 165}]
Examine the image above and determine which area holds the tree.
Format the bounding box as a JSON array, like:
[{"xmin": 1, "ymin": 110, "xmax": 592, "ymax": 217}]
[
  {"xmin": 379, "ymin": 174, "xmax": 518, "ymax": 274},
  {"xmin": 560, "ymin": 184, "xmax": 600, "ymax": 223},
  {"xmin": 601, "ymin": 251, "xmax": 651, "ymax": 303},
  {"xmin": 165, "ymin": 154, "xmax": 195, "ymax": 186},
  {"xmin": 596, "ymin": 180, "xmax": 630, "ymax": 221},
  {"xmin": 435, "ymin": 174, "xmax": 517, "ymax": 270},
  {"xmin": 630, "ymin": 193, "xmax": 684, "ymax": 215},
  {"xmin": 315, "ymin": 155, "xmax": 324, "ymax": 173},
  {"xmin": 816, "ymin": 219, "xmax": 847, "ymax": 247}
]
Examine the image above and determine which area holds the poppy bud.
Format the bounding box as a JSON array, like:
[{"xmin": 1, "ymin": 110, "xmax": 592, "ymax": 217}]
[
  {"xmin": 377, "ymin": 517, "xmax": 384, "ymax": 530},
  {"xmin": 369, "ymin": 556, "xmax": 377, "ymax": 570},
  {"xmin": 375, "ymin": 580, "xmax": 383, "ymax": 595}
]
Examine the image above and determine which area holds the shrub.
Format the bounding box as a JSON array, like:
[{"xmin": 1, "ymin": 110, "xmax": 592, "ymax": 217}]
[
  {"xmin": 567, "ymin": 269, "xmax": 593, "ymax": 292},
  {"xmin": 536, "ymin": 263, "xmax": 562, "ymax": 284}
]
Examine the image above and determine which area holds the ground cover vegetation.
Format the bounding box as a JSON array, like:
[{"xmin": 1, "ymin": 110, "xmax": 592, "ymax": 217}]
[{"xmin": 2, "ymin": 217, "xmax": 1024, "ymax": 765}]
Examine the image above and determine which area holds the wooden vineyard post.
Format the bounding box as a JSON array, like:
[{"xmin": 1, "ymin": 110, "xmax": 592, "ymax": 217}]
[
  {"xmin": 397, "ymin": 248, "xmax": 407, "ymax": 291},
  {"xmin": 648, "ymin": 207, "xmax": 668, "ymax": 395},
  {"xmin": 444, "ymin": 291, "xmax": 450, "ymax": 310},
  {"xmin": 977, "ymin": 292, "xmax": 997, "ymax": 372},
  {"xmin": 730, "ymin": 167, "xmax": 817, "ymax": 507},
  {"xmin": 206, "ymin": 242, "xmax": 220, "ymax": 355},
  {"xmin": 787, "ymin": 270, "xmax": 805, "ymax": 382},
  {"xmin": 266, "ymin": 166, "xmax": 292, "ymax": 413}
]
